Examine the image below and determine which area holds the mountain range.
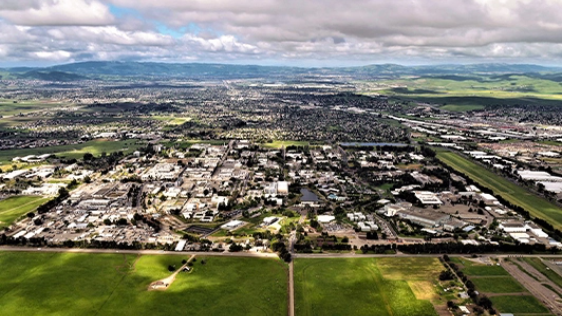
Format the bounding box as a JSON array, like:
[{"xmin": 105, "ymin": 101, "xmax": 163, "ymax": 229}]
[{"xmin": 1, "ymin": 61, "xmax": 560, "ymax": 81}]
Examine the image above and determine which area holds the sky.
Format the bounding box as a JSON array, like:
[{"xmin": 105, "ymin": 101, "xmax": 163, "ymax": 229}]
[{"xmin": 2, "ymin": 0, "xmax": 562, "ymax": 67}]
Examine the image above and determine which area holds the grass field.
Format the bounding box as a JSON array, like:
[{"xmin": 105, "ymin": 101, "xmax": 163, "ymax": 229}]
[
  {"xmin": 261, "ymin": 140, "xmax": 310, "ymax": 149},
  {"xmin": 294, "ymin": 257, "xmax": 442, "ymax": 316},
  {"xmin": 436, "ymin": 151, "xmax": 562, "ymax": 230},
  {"xmin": 0, "ymin": 140, "xmax": 145, "ymax": 163},
  {"xmin": 0, "ymin": 196, "xmax": 49, "ymax": 229},
  {"xmin": 450, "ymin": 257, "xmax": 508, "ymax": 276},
  {"xmin": 470, "ymin": 277, "xmax": 526, "ymax": 293},
  {"xmin": 490, "ymin": 295, "xmax": 549, "ymax": 314},
  {"xmin": 0, "ymin": 252, "xmax": 287, "ymax": 316}
]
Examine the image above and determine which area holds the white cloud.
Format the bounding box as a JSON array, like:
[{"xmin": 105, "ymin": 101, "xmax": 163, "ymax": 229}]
[
  {"xmin": 0, "ymin": 0, "xmax": 114, "ymax": 26},
  {"xmin": 3, "ymin": 0, "xmax": 562, "ymax": 64}
]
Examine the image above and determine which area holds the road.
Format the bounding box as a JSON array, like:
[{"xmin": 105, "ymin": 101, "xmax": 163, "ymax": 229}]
[
  {"xmin": 5, "ymin": 245, "xmax": 562, "ymax": 259},
  {"xmin": 288, "ymin": 261, "xmax": 295, "ymax": 316},
  {"xmin": 0, "ymin": 246, "xmax": 279, "ymax": 258}
]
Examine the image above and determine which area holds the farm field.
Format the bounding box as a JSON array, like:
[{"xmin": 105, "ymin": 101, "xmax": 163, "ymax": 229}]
[
  {"xmin": 0, "ymin": 252, "xmax": 287, "ymax": 316},
  {"xmin": 452, "ymin": 256, "xmax": 549, "ymax": 314},
  {"xmin": 294, "ymin": 257, "xmax": 443, "ymax": 316},
  {"xmin": 0, "ymin": 140, "xmax": 146, "ymax": 163},
  {"xmin": 366, "ymin": 75, "xmax": 562, "ymax": 111},
  {"xmin": 490, "ymin": 295, "xmax": 549, "ymax": 314},
  {"xmin": 0, "ymin": 196, "xmax": 49, "ymax": 229},
  {"xmin": 470, "ymin": 277, "xmax": 525, "ymax": 293},
  {"xmin": 436, "ymin": 151, "xmax": 562, "ymax": 230}
]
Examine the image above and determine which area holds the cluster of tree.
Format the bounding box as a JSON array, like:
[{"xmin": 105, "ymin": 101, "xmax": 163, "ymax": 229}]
[
  {"xmin": 321, "ymin": 243, "xmax": 351, "ymax": 251},
  {"xmin": 121, "ymin": 176, "xmax": 142, "ymax": 183},
  {"xmin": 37, "ymin": 187, "xmax": 70, "ymax": 214},
  {"xmin": 359, "ymin": 244, "xmax": 395, "ymax": 254},
  {"xmin": 438, "ymin": 269, "xmax": 455, "ymax": 281},
  {"xmin": 420, "ymin": 146, "xmax": 436, "ymax": 158},
  {"xmin": 229, "ymin": 243, "xmax": 243, "ymax": 252},
  {"xmin": 271, "ymin": 241, "xmax": 291, "ymax": 262}
]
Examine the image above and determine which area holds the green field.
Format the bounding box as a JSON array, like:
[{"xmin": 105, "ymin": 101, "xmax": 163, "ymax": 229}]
[
  {"xmin": 262, "ymin": 140, "xmax": 310, "ymax": 149},
  {"xmin": 470, "ymin": 276, "xmax": 525, "ymax": 293},
  {"xmin": 0, "ymin": 196, "xmax": 49, "ymax": 229},
  {"xmin": 0, "ymin": 140, "xmax": 145, "ymax": 163},
  {"xmin": 367, "ymin": 74, "xmax": 562, "ymax": 111},
  {"xmin": 450, "ymin": 257, "xmax": 508, "ymax": 276},
  {"xmin": 0, "ymin": 252, "xmax": 287, "ymax": 316},
  {"xmin": 490, "ymin": 295, "xmax": 549, "ymax": 314},
  {"xmin": 437, "ymin": 151, "xmax": 562, "ymax": 230},
  {"xmin": 0, "ymin": 100, "xmax": 66, "ymax": 116},
  {"xmin": 295, "ymin": 257, "xmax": 442, "ymax": 316}
]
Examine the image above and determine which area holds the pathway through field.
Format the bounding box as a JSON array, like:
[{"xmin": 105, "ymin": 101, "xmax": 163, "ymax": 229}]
[{"xmin": 148, "ymin": 254, "xmax": 195, "ymax": 291}]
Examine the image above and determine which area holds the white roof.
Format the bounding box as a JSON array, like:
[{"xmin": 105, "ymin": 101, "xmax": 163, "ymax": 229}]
[{"xmin": 317, "ymin": 215, "xmax": 335, "ymax": 223}]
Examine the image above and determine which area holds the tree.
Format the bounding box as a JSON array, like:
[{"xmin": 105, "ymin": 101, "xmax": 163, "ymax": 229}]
[
  {"xmin": 83, "ymin": 153, "xmax": 94, "ymax": 161},
  {"xmin": 116, "ymin": 218, "xmax": 128, "ymax": 226},
  {"xmin": 229, "ymin": 243, "xmax": 243, "ymax": 252},
  {"xmin": 168, "ymin": 265, "xmax": 175, "ymax": 272},
  {"xmin": 104, "ymin": 219, "xmax": 112, "ymax": 225}
]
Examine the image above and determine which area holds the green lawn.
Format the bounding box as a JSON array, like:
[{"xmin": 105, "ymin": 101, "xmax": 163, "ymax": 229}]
[
  {"xmin": 437, "ymin": 151, "xmax": 562, "ymax": 230},
  {"xmin": 490, "ymin": 295, "xmax": 549, "ymax": 314},
  {"xmin": 470, "ymin": 277, "xmax": 525, "ymax": 293},
  {"xmin": 295, "ymin": 258, "xmax": 441, "ymax": 316},
  {"xmin": 0, "ymin": 196, "xmax": 49, "ymax": 229},
  {"xmin": 0, "ymin": 140, "xmax": 145, "ymax": 163},
  {"xmin": 0, "ymin": 252, "xmax": 287, "ymax": 316}
]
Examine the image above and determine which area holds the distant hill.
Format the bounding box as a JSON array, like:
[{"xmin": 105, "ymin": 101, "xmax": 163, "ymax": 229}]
[
  {"xmin": 2, "ymin": 61, "xmax": 561, "ymax": 80},
  {"xmin": 17, "ymin": 70, "xmax": 86, "ymax": 82}
]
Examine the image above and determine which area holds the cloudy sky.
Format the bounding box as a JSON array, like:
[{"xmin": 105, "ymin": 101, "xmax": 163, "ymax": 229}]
[{"xmin": 2, "ymin": 0, "xmax": 562, "ymax": 67}]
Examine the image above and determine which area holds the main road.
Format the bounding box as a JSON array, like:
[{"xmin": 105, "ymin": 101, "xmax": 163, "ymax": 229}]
[{"xmin": 3, "ymin": 245, "xmax": 562, "ymax": 259}]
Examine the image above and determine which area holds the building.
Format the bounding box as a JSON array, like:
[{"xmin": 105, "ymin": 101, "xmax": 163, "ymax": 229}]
[
  {"xmin": 262, "ymin": 216, "xmax": 280, "ymax": 226},
  {"xmin": 317, "ymin": 215, "xmax": 335, "ymax": 223},
  {"xmin": 398, "ymin": 211, "xmax": 450, "ymax": 228},
  {"xmin": 221, "ymin": 220, "xmax": 245, "ymax": 230},
  {"xmin": 277, "ymin": 181, "xmax": 289, "ymax": 195},
  {"xmin": 413, "ymin": 191, "xmax": 442, "ymax": 205}
]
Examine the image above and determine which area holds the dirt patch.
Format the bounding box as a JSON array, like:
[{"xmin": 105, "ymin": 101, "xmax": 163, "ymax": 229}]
[{"xmin": 408, "ymin": 281, "xmax": 438, "ymax": 300}]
